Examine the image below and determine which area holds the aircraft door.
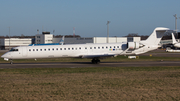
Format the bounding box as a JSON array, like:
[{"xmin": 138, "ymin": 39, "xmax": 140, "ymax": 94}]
[{"xmin": 22, "ymin": 47, "xmax": 27, "ymax": 57}]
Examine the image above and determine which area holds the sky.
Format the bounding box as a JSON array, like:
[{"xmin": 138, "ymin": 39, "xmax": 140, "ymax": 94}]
[{"xmin": 0, "ymin": 0, "xmax": 180, "ymax": 37}]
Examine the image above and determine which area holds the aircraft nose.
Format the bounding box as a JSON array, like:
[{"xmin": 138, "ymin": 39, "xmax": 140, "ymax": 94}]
[
  {"xmin": 1, "ymin": 54, "xmax": 6, "ymax": 58},
  {"xmin": 1, "ymin": 53, "xmax": 10, "ymax": 61},
  {"xmin": 1, "ymin": 53, "xmax": 9, "ymax": 58}
]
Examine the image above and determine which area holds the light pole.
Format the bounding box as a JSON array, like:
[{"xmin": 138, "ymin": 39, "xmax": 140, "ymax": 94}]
[
  {"xmin": 9, "ymin": 27, "xmax": 10, "ymax": 50},
  {"xmin": 107, "ymin": 21, "xmax": 110, "ymax": 43},
  {"xmin": 174, "ymin": 14, "xmax": 178, "ymax": 33}
]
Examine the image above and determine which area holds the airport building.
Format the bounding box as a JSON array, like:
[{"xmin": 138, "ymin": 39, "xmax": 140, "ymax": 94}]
[
  {"xmin": 35, "ymin": 32, "xmax": 53, "ymax": 44},
  {"xmin": 35, "ymin": 31, "xmax": 140, "ymax": 44},
  {"xmin": 0, "ymin": 38, "xmax": 32, "ymax": 50},
  {"xmin": 0, "ymin": 32, "xmax": 141, "ymax": 50},
  {"xmin": 52, "ymin": 37, "xmax": 140, "ymax": 44}
]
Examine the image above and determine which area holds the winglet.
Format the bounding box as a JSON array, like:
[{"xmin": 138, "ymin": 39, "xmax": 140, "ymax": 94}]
[{"xmin": 172, "ymin": 33, "xmax": 178, "ymax": 44}]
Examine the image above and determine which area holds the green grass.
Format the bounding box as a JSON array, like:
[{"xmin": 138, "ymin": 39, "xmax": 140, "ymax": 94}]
[
  {"xmin": 1, "ymin": 67, "xmax": 180, "ymax": 101},
  {"xmin": 1, "ymin": 66, "xmax": 180, "ymax": 74}
]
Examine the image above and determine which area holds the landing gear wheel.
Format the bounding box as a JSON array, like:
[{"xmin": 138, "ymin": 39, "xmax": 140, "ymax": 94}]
[{"xmin": 91, "ymin": 59, "xmax": 100, "ymax": 64}]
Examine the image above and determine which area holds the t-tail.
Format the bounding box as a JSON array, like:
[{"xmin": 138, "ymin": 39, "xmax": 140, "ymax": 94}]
[
  {"xmin": 132, "ymin": 27, "xmax": 170, "ymax": 55},
  {"xmin": 142, "ymin": 27, "xmax": 170, "ymax": 45}
]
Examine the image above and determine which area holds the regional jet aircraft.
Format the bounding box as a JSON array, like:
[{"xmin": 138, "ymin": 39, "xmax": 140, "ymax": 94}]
[
  {"xmin": 166, "ymin": 33, "xmax": 180, "ymax": 52},
  {"xmin": 1, "ymin": 27, "xmax": 170, "ymax": 64}
]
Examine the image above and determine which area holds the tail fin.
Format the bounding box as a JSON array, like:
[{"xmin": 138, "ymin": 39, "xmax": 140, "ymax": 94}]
[
  {"xmin": 59, "ymin": 36, "xmax": 65, "ymax": 45},
  {"xmin": 172, "ymin": 33, "xmax": 178, "ymax": 44},
  {"xmin": 145, "ymin": 27, "xmax": 169, "ymax": 45}
]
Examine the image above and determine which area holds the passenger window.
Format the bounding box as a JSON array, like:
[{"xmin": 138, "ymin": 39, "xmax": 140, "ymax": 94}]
[
  {"xmin": 94, "ymin": 47, "xmax": 96, "ymax": 49},
  {"xmin": 36, "ymin": 49, "xmax": 38, "ymax": 51},
  {"xmin": 117, "ymin": 46, "xmax": 119, "ymax": 48},
  {"xmin": 68, "ymin": 48, "xmax": 70, "ymax": 50},
  {"xmin": 106, "ymin": 46, "xmax": 108, "ymax": 49},
  {"xmin": 90, "ymin": 47, "xmax": 92, "ymax": 49},
  {"xmin": 85, "ymin": 47, "xmax": 87, "ymax": 49},
  {"xmin": 60, "ymin": 48, "xmax": 62, "ymax": 50},
  {"xmin": 72, "ymin": 48, "xmax": 74, "ymax": 50},
  {"xmin": 79, "ymin": 47, "xmax": 81, "ymax": 50},
  {"xmin": 98, "ymin": 47, "xmax": 100, "ymax": 49},
  {"xmin": 44, "ymin": 49, "xmax": 46, "ymax": 51},
  {"xmin": 110, "ymin": 46, "xmax": 112, "ymax": 48},
  {"xmin": 52, "ymin": 48, "xmax": 54, "ymax": 51},
  {"xmin": 40, "ymin": 49, "xmax": 42, "ymax": 51},
  {"xmin": 29, "ymin": 49, "xmax": 31, "ymax": 51},
  {"xmin": 102, "ymin": 47, "xmax": 104, "ymax": 49},
  {"xmin": 48, "ymin": 49, "xmax": 50, "ymax": 51},
  {"xmin": 33, "ymin": 49, "xmax": 35, "ymax": 51},
  {"xmin": 56, "ymin": 48, "xmax": 58, "ymax": 50},
  {"xmin": 114, "ymin": 46, "xmax": 116, "ymax": 48},
  {"xmin": 64, "ymin": 48, "xmax": 66, "ymax": 50}
]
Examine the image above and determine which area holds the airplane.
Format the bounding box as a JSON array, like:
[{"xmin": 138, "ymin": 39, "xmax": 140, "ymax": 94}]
[
  {"xmin": 1, "ymin": 27, "xmax": 170, "ymax": 64},
  {"xmin": 28, "ymin": 36, "xmax": 65, "ymax": 46},
  {"xmin": 166, "ymin": 33, "xmax": 180, "ymax": 52},
  {"xmin": 171, "ymin": 33, "xmax": 180, "ymax": 48}
]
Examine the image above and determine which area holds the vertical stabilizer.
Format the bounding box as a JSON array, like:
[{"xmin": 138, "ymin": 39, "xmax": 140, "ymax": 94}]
[
  {"xmin": 144, "ymin": 27, "xmax": 169, "ymax": 45},
  {"xmin": 172, "ymin": 33, "xmax": 178, "ymax": 44},
  {"xmin": 59, "ymin": 36, "xmax": 65, "ymax": 45}
]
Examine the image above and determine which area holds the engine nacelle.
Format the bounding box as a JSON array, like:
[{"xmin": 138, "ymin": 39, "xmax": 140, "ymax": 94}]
[{"xmin": 128, "ymin": 42, "xmax": 140, "ymax": 49}]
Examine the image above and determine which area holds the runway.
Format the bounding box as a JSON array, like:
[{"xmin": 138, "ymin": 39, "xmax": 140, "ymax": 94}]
[
  {"xmin": 1, "ymin": 49, "xmax": 180, "ymax": 68},
  {"xmin": 1, "ymin": 61, "xmax": 180, "ymax": 68}
]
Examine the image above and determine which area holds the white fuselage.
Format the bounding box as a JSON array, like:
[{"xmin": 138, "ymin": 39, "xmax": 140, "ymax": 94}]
[
  {"xmin": 1, "ymin": 42, "xmax": 157, "ymax": 60},
  {"xmin": 2, "ymin": 43, "xmax": 125, "ymax": 60}
]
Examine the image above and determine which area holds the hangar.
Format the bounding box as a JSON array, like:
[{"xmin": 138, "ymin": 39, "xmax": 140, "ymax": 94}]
[{"xmin": 0, "ymin": 38, "xmax": 32, "ymax": 50}]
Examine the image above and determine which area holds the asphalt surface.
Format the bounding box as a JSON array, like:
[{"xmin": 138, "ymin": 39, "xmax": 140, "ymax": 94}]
[
  {"xmin": 1, "ymin": 49, "xmax": 180, "ymax": 68},
  {"xmin": 1, "ymin": 61, "xmax": 180, "ymax": 68}
]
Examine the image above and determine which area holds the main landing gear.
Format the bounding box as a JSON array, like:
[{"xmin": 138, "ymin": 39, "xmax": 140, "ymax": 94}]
[{"xmin": 91, "ymin": 59, "xmax": 100, "ymax": 64}]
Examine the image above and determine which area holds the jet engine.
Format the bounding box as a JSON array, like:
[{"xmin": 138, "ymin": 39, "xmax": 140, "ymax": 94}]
[{"xmin": 127, "ymin": 42, "xmax": 142, "ymax": 49}]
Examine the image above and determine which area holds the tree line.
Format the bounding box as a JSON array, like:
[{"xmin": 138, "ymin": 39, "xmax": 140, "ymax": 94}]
[{"xmin": 0, "ymin": 33, "xmax": 177, "ymax": 40}]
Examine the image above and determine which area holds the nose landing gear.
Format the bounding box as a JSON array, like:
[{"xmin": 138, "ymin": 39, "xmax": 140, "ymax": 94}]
[{"xmin": 10, "ymin": 59, "xmax": 13, "ymax": 64}]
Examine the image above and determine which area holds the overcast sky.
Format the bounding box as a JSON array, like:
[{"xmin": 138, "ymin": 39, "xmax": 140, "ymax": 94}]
[{"xmin": 0, "ymin": 0, "xmax": 180, "ymax": 37}]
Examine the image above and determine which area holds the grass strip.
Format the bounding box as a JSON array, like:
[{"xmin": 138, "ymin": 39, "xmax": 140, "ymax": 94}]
[{"xmin": 1, "ymin": 66, "xmax": 180, "ymax": 101}]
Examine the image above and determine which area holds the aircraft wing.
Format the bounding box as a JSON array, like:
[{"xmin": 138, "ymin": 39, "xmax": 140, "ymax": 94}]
[{"xmin": 79, "ymin": 54, "xmax": 116, "ymax": 59}]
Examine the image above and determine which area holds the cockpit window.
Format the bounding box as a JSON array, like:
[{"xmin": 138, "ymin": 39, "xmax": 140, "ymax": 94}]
[{"xmin": 10, "ymin": 48, "xmax": 18, "ymax": 52}]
